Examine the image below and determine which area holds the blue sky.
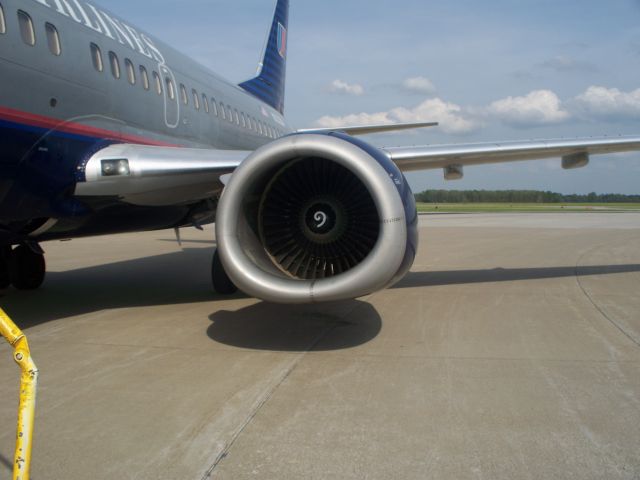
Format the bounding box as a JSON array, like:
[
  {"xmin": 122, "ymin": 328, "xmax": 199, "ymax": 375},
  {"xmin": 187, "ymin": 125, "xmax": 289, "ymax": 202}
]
[{"xmin": 106, "ymin": 0, "xmax": 640, "ymax": 194}]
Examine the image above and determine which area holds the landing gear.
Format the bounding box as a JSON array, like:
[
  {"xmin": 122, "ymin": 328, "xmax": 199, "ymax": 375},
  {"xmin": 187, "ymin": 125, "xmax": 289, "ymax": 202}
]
[
  {"xmin": 8, "ymin": 244, "xmax": 46, "ymax": 290},
  {"xmin": 211, "ymin": 249, "xmax": 237, "ymax": 295}
]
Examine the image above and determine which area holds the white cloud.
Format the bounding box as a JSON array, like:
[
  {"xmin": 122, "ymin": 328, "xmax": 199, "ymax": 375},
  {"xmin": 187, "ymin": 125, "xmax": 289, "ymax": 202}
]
[
  {"xmin": 327, "ymin": 79, "xmax": 365, "ymax": 96},
  {"xmin": 487, "ymin": 90, "xmax": 570, "ymax": 127},
  {"xmin": 316, "ymin": 98, "xmax": 478, "ymax": 134},
  {"xmin": 572, "ymin": 86, "xmax": 640, "ymax": 120},
  {"xmin": 402, "ymin": 76, "xmax": 436, "ymax": 95},
  {"xmin": 316, "ymin": 86, "xmax": 640, "ymax": 135}
]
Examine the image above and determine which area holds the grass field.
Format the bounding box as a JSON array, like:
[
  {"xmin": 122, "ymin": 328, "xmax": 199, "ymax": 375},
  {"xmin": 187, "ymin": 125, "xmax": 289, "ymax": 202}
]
[{"xmin": 416, "ymin": 203, "xmax": 640, "ymax": 213}]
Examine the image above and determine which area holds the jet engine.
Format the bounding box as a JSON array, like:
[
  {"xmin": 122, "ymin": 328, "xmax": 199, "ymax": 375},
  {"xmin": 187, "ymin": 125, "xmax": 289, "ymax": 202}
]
[{"xmin": 215, "ymin": 132, "xmax": 418, "ymax": 303}]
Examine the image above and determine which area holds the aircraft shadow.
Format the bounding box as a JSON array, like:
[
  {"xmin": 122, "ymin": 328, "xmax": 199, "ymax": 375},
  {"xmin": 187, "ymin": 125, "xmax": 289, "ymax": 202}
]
[
  {"xmin": 0, "ymin": 242, "xmax": 637, "ymax": 330},
  {"xmin": 208, "ymin": 300, "xmax": 381, "ymax": 352},
  {"xmin": 0, "ymin": 247, "xmax": 226, "ymax": 328},
  {"xmin": 394, "ymin": 264, "xmax": 640, "ymax": 289}
]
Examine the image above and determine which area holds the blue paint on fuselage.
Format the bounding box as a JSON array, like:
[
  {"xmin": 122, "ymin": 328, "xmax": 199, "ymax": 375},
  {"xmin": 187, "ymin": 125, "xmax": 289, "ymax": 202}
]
[{"xmin": 0, "ymin": 117, "xmax": 95, "ymax": 222}]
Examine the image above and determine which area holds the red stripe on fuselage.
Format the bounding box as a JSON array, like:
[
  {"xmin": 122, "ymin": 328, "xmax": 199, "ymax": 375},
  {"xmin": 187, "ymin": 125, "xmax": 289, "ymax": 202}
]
[{"xmin": 0, "ymin": 106, "xmax": 179, "ymax": 147}]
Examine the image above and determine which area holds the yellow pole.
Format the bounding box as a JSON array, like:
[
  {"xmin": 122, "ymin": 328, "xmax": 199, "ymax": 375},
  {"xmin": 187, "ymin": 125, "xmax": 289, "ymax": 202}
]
[{"xmin": 0, "ymin": 308, "xmax": 38, "ymax": 480}]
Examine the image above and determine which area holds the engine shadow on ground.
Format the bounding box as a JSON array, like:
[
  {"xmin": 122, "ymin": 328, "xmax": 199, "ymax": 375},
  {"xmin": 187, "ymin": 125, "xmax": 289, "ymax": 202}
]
[
  {"xmin": 0, "ymin": 247, "xmax": 231, "ymax": 328},
  {"xmin": 1, "ymin": 242, "xmax": 638, "ymax": 329},
  {"xmin": 394, "ymin": 264, "xmax": 640, "ymax": 289},
  {"xmin": 208, "ymin": 300, "xmax": 381, "ymax": 352}
]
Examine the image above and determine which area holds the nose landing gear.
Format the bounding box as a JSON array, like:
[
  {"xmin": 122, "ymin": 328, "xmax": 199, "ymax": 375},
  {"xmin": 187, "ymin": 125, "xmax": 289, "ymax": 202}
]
[{"xmin": 1, "ymin": 244, "xmax": 46, "ymax": 290}]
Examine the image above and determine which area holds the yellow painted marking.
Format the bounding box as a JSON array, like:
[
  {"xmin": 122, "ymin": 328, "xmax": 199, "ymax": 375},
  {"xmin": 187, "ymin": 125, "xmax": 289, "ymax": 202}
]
[{"xmin": 1, "ymin": 308, "xmax": 38, "ymax": 480}]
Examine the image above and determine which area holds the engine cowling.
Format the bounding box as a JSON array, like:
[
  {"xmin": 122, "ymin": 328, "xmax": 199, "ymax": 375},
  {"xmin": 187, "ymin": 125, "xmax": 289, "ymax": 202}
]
[{"xmin": 215, "ymin": 132, "xmax": 418, "ymax": 303}]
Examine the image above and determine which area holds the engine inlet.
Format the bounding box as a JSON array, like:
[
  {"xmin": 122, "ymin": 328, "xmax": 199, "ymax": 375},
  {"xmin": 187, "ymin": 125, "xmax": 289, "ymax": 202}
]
[{"xmin": 259, "ymin": 157, "xmax": 380, "ymax": 279}]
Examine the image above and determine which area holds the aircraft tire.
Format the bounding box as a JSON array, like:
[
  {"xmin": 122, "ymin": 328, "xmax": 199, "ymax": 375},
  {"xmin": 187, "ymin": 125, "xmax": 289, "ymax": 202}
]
[
  {"xmin": 9, "ymin": 245, "xmax": 46, "ymax": 290},
  {"xmin": 212, "ymin": 249, "xmax": 238, "ymax": 295},
  {"xmin": 0, "ymin": 247, "xmax": 11, "ymax": 289}
]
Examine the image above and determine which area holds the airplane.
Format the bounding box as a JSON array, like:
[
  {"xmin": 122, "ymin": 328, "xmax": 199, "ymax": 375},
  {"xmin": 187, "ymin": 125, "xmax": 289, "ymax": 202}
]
[{"xmin": 0, "ymin": 0, "xmax": 638, "ymax": 303}]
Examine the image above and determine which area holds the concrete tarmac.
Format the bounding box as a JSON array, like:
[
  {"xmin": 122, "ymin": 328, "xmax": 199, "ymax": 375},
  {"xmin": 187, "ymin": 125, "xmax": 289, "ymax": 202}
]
[{"xmin": 0, "ymin": 213, "xmax": 639, "ymax": 479}]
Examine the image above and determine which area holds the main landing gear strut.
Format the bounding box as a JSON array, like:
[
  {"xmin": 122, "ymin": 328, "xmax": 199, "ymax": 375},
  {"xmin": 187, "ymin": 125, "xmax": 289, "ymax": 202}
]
[{"xmin": 0, "ymin": 244, "xmax": 46, "ymax": 290}]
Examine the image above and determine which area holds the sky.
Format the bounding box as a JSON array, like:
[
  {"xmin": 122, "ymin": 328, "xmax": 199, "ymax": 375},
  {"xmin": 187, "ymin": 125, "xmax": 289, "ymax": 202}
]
[{"xmin": 105, "ymin": 0, "xmax": 640, "ymax": 194}]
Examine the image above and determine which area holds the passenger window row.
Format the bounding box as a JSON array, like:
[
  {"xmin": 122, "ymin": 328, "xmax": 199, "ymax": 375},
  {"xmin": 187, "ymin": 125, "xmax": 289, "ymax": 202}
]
[
  {"xmin": 91, "ymin": 40, "xmax": 285, "ymax": 138},
  {"xmin": 0, "ymin": 6, "xmax": 286, "ymax": 138},
  {"xmin": 3, "ymin": 7, "xmax": 62, "ymax": 56}
]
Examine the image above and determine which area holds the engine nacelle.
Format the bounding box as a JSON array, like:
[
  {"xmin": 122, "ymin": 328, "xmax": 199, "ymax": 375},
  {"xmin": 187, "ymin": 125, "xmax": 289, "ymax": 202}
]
[{"xmin": 215, "ymin": 132, "xmax": 418, "ymax": 303}]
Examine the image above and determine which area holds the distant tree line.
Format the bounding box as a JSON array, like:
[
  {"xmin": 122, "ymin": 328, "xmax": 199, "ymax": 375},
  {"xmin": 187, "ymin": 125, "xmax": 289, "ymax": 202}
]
[{"xmin": 414, "ymin": 190, "xmax": 640, "ymax": 203}]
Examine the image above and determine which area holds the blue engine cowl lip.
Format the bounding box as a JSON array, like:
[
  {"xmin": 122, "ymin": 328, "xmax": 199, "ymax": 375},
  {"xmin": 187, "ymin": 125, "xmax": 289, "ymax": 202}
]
[{"xmin": 327, "ymin": 132, "xmax": 418, "ymax": 286}]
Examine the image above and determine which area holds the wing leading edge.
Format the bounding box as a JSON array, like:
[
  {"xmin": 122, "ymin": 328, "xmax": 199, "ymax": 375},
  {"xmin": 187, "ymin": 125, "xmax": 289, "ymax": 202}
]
[{"xmin": 383, "ymin": 136, "xmax": 640, "ymax": 177}]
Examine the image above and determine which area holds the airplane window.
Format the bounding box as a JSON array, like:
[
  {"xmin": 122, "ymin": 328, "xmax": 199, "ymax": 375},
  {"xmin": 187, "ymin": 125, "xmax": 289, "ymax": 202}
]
[
  {"xmin": 219, "ymin": 102, "xmax": 225, "ymax": 120},
  {"xmin": 109, "ymin": 51, "xmax": 120, "ymax": 79},
  {"xmin": 180, "ymin": 84, "xmax": 188, "ymax": 105},
  {"xmin": 125, "ymin": 59, "xmax": 136, "ymax": 85},
  {"xmin": 234, "ymin": 109, "xmax": 240, "ymax": 125},
  {"xmin": 153, "ymin": 71, "xmax": 162, "ymax": 95},
  {"xmin": 241, "ymin": 112, "xmax": 246, "ymax": 128},
  {"xmin": 165, "ymin": 77, "xmax": 175, "ymax": 100},
  {"xmin": 192, "ymin": 89, "xmax": 200, "ymax": 110},
  {"xmin": 202, "ymin": 95, "xmax": 209, "ymax": 114},
  {"xmin": 17, "ymin": 10, "xmax": 35, "ymax": 46},
  {"xmin": 257, "ymin": 121, "xmax": 263, "ymax": 135},
  {"xmin": 139, "ymin": 66, "xmax": 149, "ymax": 90},
  {"xmin": 227, "ymin": 105, "xmax": 233, "ymax": 123},
  {"xmin": 90, "ymin": 43, "xmax": 103, "ymax": 72},
  {"xmin": 210, "ymin": 98, "xmax": 218, "ymax": 116},
  {"xmin": 45, "ymin": 23, "xmax": 61, "ymax": 56},
  {"xmin": 0, "ymin": 3, "xmax": 5, "ymax": 34}
]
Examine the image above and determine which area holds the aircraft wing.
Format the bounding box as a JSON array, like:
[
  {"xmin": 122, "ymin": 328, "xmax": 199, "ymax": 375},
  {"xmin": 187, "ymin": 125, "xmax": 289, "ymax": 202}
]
[
  {"xmin": 74, "ymin": 135, "xmax": 640, "ymax": 207},
  {"xmin": 382, "ymin": 136, "xmax": 640, "ymax": 178}
]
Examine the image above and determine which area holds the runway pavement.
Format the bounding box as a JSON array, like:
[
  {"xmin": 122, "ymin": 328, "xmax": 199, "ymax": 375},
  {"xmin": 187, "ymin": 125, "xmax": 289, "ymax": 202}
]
[{"xmin": 0, "ymin": 213, "xmax": 639, "ymax": 479}]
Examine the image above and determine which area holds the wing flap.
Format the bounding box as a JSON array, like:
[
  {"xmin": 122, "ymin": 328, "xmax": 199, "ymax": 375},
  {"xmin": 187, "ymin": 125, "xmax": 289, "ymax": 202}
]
[{"xmin": 384, "ymin": 136, "xmax": 640, "ymax": 172}]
